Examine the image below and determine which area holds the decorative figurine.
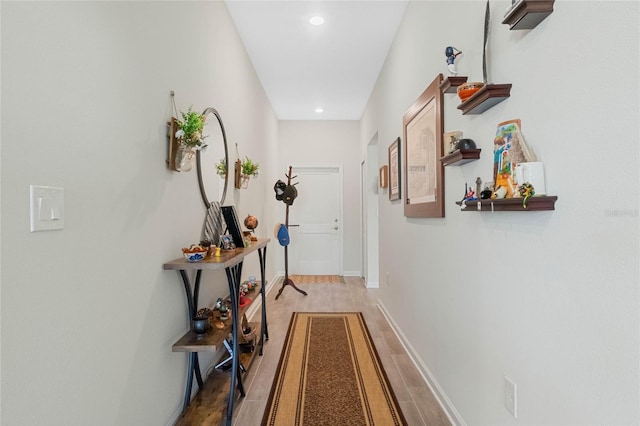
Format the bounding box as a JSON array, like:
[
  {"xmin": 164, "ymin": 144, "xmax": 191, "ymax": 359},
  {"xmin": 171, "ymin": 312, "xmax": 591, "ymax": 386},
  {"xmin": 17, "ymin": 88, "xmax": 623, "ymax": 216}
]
[
  {"xmin": 480, "ymin": 183, "xmax": 494, "ymax": 200},
  {"xmin": 219, "ymin": 305, "xmax": 229, "ymax": 320},
  {"xmin": 445, "ymin": 46, "xmax": 462, "ymax": 76},
  {"xmin": 475, "ymin": 177, "xmax": 482, "ymax": 200},
  {"xmin": 518, "ymin": 182, "xmax": 535, "ymax": 208},
  {"xmin": 462, "ymin": 183, "xmax": 477, "ymax": 202}
]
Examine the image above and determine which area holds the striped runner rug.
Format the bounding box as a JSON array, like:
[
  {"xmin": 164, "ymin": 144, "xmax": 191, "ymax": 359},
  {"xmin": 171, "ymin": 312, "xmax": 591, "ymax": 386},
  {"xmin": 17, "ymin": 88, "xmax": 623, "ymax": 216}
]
[{"xmin": 262, "ymin": 312, "xmax": 406, "ymax": 425}]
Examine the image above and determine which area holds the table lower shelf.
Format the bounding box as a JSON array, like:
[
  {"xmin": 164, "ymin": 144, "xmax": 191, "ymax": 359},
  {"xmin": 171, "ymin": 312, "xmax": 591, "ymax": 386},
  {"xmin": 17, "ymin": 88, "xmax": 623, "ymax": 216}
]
[
  {"xmin": 175, "ymin": 329, "xmax": 262, "ymax": 425},
  {"xmin": 172, "ymin": 286, "xmax": 262, "ymax": 353}
]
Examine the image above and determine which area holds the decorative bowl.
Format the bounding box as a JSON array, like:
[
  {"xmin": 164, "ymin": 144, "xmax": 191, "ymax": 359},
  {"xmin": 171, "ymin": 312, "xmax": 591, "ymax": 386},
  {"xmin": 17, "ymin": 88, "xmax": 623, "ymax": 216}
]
[
  {"xmin": 183, "ymin": 251, "xmax": 207, "ymax": 262},
  {"xmin": 191, "ymin": 316, "xmax": 210, "ymax": 334},
  {"xmin": 457, "ymin": 82, "xmax": 485, "ymax": 102}
]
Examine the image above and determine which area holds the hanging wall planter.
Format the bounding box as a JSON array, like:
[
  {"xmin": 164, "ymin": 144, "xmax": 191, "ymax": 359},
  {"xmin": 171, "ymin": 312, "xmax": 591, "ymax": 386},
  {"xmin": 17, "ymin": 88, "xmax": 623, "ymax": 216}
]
[
  {"xmin": 233, "ymin": 156, "xmax": 260, "ymax": 189},
  {"xmin": 166, "ymin": 94, "xmax": 208, "ymax": 172}
]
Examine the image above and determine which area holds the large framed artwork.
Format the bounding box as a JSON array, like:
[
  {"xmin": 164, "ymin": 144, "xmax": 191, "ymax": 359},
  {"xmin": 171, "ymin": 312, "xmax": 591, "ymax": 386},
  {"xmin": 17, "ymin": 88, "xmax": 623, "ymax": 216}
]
[
  {"xmin": 388, "ymin": 137, "xmax": 401, "ymax": 201},
  {"xmin": 403, "ymin": 74, "xmax": 445, "ymax": 217}
]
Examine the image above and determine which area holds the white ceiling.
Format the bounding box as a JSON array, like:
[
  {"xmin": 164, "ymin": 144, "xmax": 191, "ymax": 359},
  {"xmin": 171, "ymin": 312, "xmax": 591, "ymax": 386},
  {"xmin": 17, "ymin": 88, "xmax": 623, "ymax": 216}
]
[{"xmin": 225, "ymin": 1, "xmax": 408, "ymax": 120}]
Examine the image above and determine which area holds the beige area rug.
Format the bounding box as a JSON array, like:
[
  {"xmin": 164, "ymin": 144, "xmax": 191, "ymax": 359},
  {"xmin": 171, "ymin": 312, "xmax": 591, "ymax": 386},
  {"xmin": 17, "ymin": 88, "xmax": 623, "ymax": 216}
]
[
  {"xmin": 287, "ymin": 275, "xmax": 345, "ymax": 284},
  {"xmin": 262, "ymin": 312, "xmax": 407, "ymax": 426}
]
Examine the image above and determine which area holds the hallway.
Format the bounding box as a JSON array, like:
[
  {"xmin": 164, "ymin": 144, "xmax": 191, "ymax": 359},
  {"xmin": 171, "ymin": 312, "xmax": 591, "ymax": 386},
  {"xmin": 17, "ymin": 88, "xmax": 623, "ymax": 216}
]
[{"xmin": 232, "ymin": 277, "xmax": 451, "ymax": 425}]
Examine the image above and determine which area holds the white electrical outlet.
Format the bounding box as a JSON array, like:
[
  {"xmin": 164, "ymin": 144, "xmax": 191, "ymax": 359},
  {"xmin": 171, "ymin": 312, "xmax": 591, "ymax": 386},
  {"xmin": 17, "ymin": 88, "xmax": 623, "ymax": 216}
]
[{"xmin": 504, "ymin": 376, "xmax": 517, "ymax": 418}]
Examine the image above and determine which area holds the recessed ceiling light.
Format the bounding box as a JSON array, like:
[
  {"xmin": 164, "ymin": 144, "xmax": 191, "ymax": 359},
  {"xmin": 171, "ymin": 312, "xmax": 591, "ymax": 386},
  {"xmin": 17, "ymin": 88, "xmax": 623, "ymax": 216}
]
[
  {"xmin": 309, "ymin": 16, "xmax": 325, "ymax": 26},
  {"xmin": 315, "ymin": 107, "xmax": 324, "ymax": 113}
]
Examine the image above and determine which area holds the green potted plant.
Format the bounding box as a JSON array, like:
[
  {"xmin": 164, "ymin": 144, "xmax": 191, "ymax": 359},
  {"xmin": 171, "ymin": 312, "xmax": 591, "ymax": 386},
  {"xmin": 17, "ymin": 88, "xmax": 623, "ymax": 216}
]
[
  {"xmin": 175, "ymin": 107, "xmax": 207, "ymax": 149},
  {"xmin": 241, "ymin": 157, "xmax": 259, "ymax": 178},
  {"xmin": 237, "ymin": 156, "xmax": 259, "ymax": 188},
  {"xmin": 173, "ymin": 107, "xmax": 207, "ymax": 171},
  {"xmin": 215, "ymin": 158, "xmax": 227, "ymax": 177}
]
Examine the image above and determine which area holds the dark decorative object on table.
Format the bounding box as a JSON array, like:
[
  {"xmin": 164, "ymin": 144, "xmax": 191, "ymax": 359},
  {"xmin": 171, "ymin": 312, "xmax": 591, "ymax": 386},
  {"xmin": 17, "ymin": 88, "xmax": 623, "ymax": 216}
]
[{"xmin": 191, "ymin": 316, "xmax": 210, "ymax": 334}]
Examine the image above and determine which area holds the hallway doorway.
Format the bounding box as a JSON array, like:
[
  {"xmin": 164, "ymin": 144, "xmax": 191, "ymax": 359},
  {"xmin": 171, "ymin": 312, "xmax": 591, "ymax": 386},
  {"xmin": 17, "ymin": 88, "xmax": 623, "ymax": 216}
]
[{"xmin": 288, "ymin": 166, "xmax": 343, "ymax": 275}]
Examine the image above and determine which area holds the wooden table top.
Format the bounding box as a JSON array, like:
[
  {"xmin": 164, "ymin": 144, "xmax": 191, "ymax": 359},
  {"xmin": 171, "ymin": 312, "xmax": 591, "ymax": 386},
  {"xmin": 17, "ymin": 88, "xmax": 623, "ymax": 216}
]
[{"xmin": 163, "ymin": 238, "xmax": 270, "ymax": 270}]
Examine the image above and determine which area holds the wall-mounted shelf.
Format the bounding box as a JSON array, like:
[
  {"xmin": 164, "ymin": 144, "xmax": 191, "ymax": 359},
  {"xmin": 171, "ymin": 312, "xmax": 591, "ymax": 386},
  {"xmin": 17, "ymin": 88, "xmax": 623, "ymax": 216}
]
[
  {"xmin": 440, "ymin": 149, "xmax": 481, "ymax": 166},
  {"xmin": 440, "ymin": 76, "xmax": 468, "ymax": 94},
  {"xmin": 457, "ymin": 84, "xmax": 512, "ymax": 115},
  {"xmin": 502, "ymin": 0, "xmax": 555, "ymax": 30},
  {"xmin": 455, "ymin": 196, "xmax": 558, "ymax": 211}
]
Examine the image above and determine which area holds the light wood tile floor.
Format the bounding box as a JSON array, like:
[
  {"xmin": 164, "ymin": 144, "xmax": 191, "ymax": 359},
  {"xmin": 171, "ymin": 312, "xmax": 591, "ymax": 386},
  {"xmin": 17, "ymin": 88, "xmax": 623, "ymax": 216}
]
[{"xmin": 231, "ymin": 276, "xmax": 451, "ymax": 426}]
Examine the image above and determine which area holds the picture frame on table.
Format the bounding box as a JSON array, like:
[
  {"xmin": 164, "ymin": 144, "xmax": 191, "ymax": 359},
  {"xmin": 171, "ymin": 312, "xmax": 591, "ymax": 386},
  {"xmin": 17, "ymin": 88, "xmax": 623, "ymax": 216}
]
[
  {"xmin": 402, "ymin": 74, "xmax": 445, "ymax": 218},
  {"xmin": 388, "ymin": 138, "xmax": 401, "ymax": 201},
  {"xmin": 221, "ymin": 205, "xmax": 245, "ymax": 248}
]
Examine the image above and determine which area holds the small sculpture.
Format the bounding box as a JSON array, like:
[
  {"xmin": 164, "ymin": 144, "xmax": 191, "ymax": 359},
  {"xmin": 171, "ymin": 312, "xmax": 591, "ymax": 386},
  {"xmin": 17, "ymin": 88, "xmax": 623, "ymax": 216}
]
[
  {"xmin": 518, "ymin": 182, "xmax": 535, "ymax": 208},
  {"xmin": 462, "ymin": 183, "xmax": 477, "ymax": 202},
  {"xmin": 445, "ymin": 46, "xmax": 462, "ymax": 76}
]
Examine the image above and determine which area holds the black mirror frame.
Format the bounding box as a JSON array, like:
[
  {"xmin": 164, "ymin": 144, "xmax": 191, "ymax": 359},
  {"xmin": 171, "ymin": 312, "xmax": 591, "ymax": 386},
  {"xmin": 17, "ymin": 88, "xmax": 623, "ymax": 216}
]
[{"xmin": 196, "ymin": 107, "xmax": 229, "ymax": 207}]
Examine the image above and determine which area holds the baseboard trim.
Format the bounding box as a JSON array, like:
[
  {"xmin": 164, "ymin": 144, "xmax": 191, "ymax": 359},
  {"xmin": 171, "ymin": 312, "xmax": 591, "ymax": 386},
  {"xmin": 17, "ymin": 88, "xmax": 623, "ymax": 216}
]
[
  {"xmin": 365, "ymin": 280, "xmax": 379, "ymax": 288},
  {"xmin": 377, "ymin": 301, "xmax": 466, "ymax": 426},
  {"xmin": 343, "ymin": 270, "xmax": 361, "ymax": 277}
]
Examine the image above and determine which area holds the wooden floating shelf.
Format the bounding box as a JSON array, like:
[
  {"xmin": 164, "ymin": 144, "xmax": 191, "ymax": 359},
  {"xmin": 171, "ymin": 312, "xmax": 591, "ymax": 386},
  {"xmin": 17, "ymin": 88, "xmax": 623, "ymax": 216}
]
[
  {"xmin": 440, "ymin": 149, "xmax": 481, "ymax": 166},
  {"xmin": 457, "ymin": 84, "xmax": 512, "ymax": 115},
  {"xmin": 502, "ymin": 0, "xmax": 555, "ymax": 30},
  {"xmin": 440, "ymin": 76, "xmax": 468, "ymax": 94},
  {"xmin": 455, "ymin": 196, "xmax": 558, "ymax": 211}
]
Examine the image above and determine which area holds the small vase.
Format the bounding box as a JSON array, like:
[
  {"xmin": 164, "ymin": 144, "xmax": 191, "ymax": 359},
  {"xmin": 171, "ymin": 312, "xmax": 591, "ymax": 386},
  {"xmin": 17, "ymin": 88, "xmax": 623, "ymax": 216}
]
[
  {"xmin": 240, "ymin": 175, "xmax": 250, "ymax": 189},
  {"xmin": 175, "ymin": 144, "xmax": 195, "ymax": 172}
]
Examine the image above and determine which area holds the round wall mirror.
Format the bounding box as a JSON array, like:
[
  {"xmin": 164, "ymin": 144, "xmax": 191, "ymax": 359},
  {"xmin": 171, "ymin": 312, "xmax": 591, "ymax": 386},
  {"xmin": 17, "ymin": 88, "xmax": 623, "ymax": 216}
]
[{"xmin": 196, "ymin": 107, "xmax": 229, "ymax": 207}]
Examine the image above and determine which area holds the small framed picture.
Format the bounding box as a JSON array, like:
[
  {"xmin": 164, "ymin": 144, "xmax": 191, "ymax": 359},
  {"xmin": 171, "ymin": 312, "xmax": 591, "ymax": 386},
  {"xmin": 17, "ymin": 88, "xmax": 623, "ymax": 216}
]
[
  {"xmin": 379, "ymin": 165, "xmax": 388, "ymax": 188},
  {"xmin": 388, "ymin": 137, "xmax": 401, "ymax": 201}
]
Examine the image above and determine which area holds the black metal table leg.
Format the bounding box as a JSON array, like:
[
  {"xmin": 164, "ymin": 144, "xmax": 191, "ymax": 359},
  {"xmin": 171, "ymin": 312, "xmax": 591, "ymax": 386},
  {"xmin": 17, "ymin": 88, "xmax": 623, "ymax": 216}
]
[
  {"xmin": 258, "ymin": 246, "xmax": 269, "ymax": 355},
  {"xmin": 225, "ymin": 262, "xmax": 246, "ymax": 426},
  {"xmin": 178, "ymin": 269, "xmax": 205, "ymax": 411}
]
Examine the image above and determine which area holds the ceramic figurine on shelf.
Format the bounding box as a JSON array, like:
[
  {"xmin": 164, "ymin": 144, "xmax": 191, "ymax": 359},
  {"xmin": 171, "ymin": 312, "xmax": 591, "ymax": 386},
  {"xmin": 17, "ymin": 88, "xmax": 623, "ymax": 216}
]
[
  {"xmin": 481, "ymin": 183, "xmax": 494, "ymax": 199},
  {"xmin": 445, "ymin": 46, "xmax": 462, "ymax": 75},
  {"xmin": 462, "ymin": 183, "xmax": 477, "ymax": 202},
  {"xmin": 219, "ymin": 305, "xmax": 229, "ymax": 320}
]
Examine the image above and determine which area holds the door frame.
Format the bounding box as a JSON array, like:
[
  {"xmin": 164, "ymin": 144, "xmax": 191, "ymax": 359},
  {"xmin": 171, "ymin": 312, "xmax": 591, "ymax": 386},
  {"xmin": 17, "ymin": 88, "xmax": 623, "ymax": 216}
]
[
  {"xmin": 290, "ymin": 165, "xmax": 344, "ymax": 275},
  {"xmin": 363, "ymin": 136, "xmax": 380, "ymax": 288}
]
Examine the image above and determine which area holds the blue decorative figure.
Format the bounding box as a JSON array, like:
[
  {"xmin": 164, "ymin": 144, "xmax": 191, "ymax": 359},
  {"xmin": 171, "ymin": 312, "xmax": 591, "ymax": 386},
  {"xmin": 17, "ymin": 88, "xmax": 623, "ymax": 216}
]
[{"xmin": 445, "ymin": 46, "xmax": 462, "ymax": 76}]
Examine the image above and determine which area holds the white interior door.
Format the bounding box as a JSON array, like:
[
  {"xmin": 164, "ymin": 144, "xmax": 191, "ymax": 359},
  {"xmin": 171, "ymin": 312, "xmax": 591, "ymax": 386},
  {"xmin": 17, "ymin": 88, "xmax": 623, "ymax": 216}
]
[{"xmin": 288, "ymin": 166, "xmax": 342, "ymax": 275}]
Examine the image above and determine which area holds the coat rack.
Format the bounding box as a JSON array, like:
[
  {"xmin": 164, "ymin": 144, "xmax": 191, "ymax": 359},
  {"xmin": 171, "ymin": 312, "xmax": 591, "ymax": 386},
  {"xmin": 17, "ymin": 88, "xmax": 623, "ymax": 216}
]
[{"xmin": 274, "ymin": 166, "xmax": 307, "ymax": 300}]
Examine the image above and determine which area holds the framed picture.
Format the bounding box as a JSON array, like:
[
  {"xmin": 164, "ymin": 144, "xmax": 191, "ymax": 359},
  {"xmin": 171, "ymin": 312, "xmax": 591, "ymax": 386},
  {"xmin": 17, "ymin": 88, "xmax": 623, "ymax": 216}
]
[
  {"xmin": 379, "ymin": 165, "xmax": 388, "ymax": 188},
  {"xmin": 221, "ymin": 205, "xmax": 245, "ymax": 248},
  {"xmin": 403, "ymin": 74, "xmax": 445, "ymax": 218},
  {"xmin": 388, "ymin": 138, "xmax": 401, "ymax": 201}
]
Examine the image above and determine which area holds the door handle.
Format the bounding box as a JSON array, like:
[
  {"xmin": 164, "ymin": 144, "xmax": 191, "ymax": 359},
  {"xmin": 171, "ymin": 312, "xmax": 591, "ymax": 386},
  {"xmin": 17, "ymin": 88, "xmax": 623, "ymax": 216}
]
[{"xmin": 333, "ymin": 226, "xmax": 339, "ymax": 230}]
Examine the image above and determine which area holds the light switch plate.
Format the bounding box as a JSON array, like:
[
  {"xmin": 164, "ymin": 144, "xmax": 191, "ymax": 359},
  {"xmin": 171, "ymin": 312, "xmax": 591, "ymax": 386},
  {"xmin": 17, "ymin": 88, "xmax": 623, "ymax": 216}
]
[
  {"xmin": 30, "ymin": 185, "xmax": 64, "ymax": 232},
  {"xmin": 504, "ymin": 376, "xmax": 517, "ymax": 418}
]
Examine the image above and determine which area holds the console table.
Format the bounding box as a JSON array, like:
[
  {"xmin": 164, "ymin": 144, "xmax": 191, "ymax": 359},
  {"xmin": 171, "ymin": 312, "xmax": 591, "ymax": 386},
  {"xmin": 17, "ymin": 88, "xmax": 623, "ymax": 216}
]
[{"xmin": 163, "ymin": 238, "xmax": 269, "ymax": 425}]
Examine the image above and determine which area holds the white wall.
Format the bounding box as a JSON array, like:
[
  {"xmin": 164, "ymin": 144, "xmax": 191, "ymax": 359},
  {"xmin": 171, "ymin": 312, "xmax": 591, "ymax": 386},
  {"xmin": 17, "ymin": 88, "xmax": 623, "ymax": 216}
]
[
  {"xmin": 278, "ymin": 120, "xmax": 361, "ymax": 275},
  {"xmin": 362, "ymin": 1, "xmax": 639, "ymax": 424},
  {"xmin": 1, "ymin": 2, "xmax": 278, "ymax": 424}
]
